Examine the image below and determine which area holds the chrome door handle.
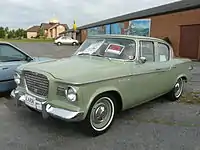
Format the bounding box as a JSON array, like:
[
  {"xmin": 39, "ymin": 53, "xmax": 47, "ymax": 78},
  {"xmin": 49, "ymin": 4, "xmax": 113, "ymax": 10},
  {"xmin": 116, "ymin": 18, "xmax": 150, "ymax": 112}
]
[{"xmin": 172, "ymin": 65, "xmax": 176, "ymax": 68}]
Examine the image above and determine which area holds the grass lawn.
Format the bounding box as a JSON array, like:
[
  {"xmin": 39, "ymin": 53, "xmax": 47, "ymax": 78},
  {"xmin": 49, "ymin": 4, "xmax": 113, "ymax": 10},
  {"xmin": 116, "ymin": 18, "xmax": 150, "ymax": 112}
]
[
  {"xmin": 179, "ymin": 91, "xmax": 200, "ymax": 105},
  {"xmin": 0, "ymin": 38, "xmax": 54, "ymax": 43}
]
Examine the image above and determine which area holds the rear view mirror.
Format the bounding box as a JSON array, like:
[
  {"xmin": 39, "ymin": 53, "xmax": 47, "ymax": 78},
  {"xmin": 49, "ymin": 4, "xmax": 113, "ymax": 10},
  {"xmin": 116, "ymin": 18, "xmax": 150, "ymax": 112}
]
[
  {"xmin": 139, "ymin": 56, "xmax": 147, "ymax": 64},
  {"xmin": 26, "ymin": 56, "xmax": 33, "ymax": 62}
]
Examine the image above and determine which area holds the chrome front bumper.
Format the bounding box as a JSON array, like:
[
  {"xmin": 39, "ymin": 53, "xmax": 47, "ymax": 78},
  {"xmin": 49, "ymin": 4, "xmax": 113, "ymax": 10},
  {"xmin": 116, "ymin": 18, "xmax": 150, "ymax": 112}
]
[{"xmin": 11, "ymin": 89, "xmax": 84, "ymax": 122}]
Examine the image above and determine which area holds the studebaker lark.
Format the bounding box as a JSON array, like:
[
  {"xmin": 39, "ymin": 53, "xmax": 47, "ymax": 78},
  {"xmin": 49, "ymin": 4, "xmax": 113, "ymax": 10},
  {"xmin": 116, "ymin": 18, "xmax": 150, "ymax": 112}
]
[{"xmin": 11, "ymin": 35, "xmax": 193, "ymax": 136}]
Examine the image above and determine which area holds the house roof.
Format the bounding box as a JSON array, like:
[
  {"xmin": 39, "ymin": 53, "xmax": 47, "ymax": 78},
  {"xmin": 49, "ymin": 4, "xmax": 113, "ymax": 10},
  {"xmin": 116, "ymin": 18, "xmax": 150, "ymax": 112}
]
[
  {"xmin": 78, "ymin": 0, "xmax": 200, "ymax": 30},
  {"xmin": 40, "ymin": 23, "xmax": 69, "ymax": 30},
  {"xmin": 40, "ymin": 23, "xmax": 54, "ymax": 30},
  {"xmin": 26, "ymin": 25, "xmax": 40, "ymax": 32}
]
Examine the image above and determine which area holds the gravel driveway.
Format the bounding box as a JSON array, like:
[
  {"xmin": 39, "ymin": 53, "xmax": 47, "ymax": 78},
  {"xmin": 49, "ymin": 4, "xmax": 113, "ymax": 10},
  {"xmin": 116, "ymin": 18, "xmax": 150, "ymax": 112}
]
[{"xmin": 0, "ymin": 42, "xmax": 200, "ymax": 150}]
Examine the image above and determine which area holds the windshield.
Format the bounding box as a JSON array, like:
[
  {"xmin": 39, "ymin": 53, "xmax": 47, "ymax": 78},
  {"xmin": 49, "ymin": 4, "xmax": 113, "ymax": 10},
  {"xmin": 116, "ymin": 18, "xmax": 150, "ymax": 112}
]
[{"xmin": 74, "ymin": 37, "xmax": 136, "ymax": 60}]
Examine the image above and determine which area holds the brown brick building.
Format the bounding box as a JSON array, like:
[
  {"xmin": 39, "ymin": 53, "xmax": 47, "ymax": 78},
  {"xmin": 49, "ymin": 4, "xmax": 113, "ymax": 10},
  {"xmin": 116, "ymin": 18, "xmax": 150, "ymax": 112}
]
[{"xmin": 66, "ymin": 0, "xmax": 200, "ymax": 60}]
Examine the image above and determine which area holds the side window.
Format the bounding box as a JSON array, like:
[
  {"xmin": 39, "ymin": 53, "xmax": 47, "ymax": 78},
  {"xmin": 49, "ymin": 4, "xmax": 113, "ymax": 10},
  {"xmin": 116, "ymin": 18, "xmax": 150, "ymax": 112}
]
[
  {"xmin": 0, "ymin": 44, "xmax": 26, "ymax": 61},
  {"xmin": 157, "ymin": 43, "xmax": 170, "ymax": 62},
  {"xmin": 61, "ymin": 37, "xmax": 67, "ymax": 39},
  {"xmin": 139, "ymin": 41, "xmax": 155, "ymax": 62}
]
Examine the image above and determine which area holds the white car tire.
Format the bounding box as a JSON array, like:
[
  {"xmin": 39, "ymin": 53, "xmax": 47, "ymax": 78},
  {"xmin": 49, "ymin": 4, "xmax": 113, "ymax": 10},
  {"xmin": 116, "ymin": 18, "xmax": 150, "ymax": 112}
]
[
  {"xmin": 72, "ymin": 42, "xmax": 77, "ymax": 46},
  {"xmin": 57, "ymin": 42, "xmax": 62, "ymax": 46}
]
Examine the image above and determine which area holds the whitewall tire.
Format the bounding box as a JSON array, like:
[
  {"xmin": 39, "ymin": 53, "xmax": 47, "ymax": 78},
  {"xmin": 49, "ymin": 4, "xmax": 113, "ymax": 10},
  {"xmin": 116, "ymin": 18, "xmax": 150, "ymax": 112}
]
[
  {"xmin": 82, "ymin": 94, "xmax": 116, "ymax": 136},
  {"xmin": 168, "ymin": 78, "xmax": 185, "ymax": 101}
]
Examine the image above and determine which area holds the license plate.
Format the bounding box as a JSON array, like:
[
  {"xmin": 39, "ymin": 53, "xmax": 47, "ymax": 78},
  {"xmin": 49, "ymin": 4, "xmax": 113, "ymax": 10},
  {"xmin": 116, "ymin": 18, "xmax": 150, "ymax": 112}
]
[{"xmin": 25, "ymin": 94, "xmax": 42, "ymax": 111}]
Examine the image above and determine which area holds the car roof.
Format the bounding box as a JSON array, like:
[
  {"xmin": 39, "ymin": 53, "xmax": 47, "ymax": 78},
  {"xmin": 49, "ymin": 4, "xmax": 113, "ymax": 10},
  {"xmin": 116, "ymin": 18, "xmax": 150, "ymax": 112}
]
[{"xmin": 88, "ymin": 34, "xmax": 165, "ymax": 42}]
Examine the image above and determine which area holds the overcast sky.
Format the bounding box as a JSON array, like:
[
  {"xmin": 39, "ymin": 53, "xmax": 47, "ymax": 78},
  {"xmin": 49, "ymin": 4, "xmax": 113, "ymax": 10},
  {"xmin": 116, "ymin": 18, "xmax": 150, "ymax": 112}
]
[{"xmin": 0, "ymin": 0, "xmax": 180, "ymax": 29}]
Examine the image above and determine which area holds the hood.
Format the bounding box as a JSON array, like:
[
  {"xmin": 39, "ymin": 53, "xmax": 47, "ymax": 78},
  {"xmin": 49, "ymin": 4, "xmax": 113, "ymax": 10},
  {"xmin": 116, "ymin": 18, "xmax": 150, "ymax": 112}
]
[
  {"xmin": 32, "ymin": 57, "xmax": 55, "ymax": 61},
  {"xmin": 23, "ymin": 56, "xmax": 132, "ymax": 84}
]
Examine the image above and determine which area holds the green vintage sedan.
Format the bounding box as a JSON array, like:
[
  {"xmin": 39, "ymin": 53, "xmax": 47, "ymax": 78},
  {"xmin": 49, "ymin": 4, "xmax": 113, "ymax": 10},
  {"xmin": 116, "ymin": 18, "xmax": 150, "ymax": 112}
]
[{"xmin": 11, "ymin": 35, "xmax": 193, "ymax": 136}]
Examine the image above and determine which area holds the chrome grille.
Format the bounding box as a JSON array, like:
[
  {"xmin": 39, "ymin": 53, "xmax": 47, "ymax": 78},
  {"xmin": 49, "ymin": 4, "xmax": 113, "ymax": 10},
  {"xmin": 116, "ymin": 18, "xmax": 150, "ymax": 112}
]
[{"xmin": 23, "ymin": 70, "xmax": 49, "ymax": 97}]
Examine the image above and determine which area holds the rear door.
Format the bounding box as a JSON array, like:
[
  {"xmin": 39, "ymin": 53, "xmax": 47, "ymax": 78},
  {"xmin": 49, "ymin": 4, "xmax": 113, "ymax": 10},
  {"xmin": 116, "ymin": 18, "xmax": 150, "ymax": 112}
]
[
  {"xmin": 154, "ymin": 41, "xmax": 175, "ymax": 93},
  {"xmin": 0, "ymin": 43, "xmax": 28, "ymax": 81}
]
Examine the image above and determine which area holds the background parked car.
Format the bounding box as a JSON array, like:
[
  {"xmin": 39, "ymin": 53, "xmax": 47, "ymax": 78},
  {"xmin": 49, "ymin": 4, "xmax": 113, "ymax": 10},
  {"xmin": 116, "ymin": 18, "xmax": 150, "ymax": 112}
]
[
  {"xmin": 54, "ymin": 36, "xmax": 79, "ymax": 46},
  {"xmin": 0, "ymin": 41, "xmax": 53, "ymax": 93}
]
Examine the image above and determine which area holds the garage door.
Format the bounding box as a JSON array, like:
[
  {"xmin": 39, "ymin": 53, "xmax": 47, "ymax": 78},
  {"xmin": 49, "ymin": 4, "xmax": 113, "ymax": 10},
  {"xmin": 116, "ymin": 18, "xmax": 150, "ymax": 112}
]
[{"xmin": 179, "ymin": 24, "xmax": 200, "ymax": 60}]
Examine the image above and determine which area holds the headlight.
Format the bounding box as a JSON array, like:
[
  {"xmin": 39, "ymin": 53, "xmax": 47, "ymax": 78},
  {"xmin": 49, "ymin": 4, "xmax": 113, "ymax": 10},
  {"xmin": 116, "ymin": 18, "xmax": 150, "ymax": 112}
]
[
  {"xmin": 65, "ymin": 86, "xmax": 77, "ymax": 102},
  {"xmin": 188, "ymin": 65, "xmax": 193, "ymax": 70},
  {"xmin": 14, "ymin": 72, "xmax": 20, "ymax": 85}
]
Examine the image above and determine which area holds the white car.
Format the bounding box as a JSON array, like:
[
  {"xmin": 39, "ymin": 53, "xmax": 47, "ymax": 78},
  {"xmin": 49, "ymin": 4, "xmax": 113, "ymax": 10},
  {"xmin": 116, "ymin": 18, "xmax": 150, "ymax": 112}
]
[{"xmin": 54, "ymin": 36, "xmax": 79, "ymax": 46}]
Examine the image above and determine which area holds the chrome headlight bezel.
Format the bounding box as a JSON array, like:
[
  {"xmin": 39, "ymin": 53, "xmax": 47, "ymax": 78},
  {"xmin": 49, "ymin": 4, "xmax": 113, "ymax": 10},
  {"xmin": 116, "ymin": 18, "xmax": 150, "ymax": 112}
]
[
  {"xmin": 14, "ymin": 72, "xmax": 21, "ymax": 85},
  {"xmin": 65, "ymin": 86, "xmax": 77, "ymax": 102}
]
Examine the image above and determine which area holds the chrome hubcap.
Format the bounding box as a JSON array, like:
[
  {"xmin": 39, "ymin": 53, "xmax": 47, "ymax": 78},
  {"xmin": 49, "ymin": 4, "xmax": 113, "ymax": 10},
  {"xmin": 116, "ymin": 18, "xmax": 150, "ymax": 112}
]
[
  {"xmin": 174, "ymin": 78, "xmax": 184, "ymax": 98},
  {"xmin": 90, "ymin": 97, "xmax": 114, "ymax": 131}
]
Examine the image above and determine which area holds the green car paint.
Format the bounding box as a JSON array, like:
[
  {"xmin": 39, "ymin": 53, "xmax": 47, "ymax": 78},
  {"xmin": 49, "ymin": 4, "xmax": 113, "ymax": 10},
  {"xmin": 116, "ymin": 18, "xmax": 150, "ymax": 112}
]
[{"xmin": 12, "ymin": 35, "xmax": 193, "ymax": 135}]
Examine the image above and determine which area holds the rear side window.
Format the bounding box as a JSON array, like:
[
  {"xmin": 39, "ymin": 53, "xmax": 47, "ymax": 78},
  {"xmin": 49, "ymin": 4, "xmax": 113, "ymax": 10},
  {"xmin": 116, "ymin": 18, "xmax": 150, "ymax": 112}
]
[
  {"xmin": 157, "ymin": 43, "xmax": 170, "ymax": 62},
  {"xmin": 139, "ymin": 41, "xmax": 155, "ymax": 62}
]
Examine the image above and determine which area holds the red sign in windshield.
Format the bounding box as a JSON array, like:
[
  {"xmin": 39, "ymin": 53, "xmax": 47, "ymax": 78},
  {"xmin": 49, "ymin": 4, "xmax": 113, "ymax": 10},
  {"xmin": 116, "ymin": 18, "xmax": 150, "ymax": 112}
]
[{"xmin": 106, "ymin": 44, "xmax": 125, "ymax": 54}]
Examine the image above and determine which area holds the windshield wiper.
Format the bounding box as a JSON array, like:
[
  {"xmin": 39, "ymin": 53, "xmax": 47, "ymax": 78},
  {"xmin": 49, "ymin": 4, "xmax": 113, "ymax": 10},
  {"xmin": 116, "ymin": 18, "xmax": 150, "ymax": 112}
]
[
  {"xmin": 91, "ymin": 54, "xmax": 103, "ymax": 57},
  {"xmin": 77, "ymin": 53, "xmax": 90, "ymax": 56},
  {"xmin": 77, "ymin": 53, "xmax": 102, "ymax": 57},
  {"xmin": 2, "ymin": 59, "xmax": 24, "ymax": 62}
]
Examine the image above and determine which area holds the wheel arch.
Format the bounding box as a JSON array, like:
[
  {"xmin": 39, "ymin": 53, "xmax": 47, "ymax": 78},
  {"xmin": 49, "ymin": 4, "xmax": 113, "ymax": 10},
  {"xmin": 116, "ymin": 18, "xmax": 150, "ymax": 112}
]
[
  {"xmin": 176, "ymin": 74, "xmax": 188, "ymax": 83},
  {"xmin": 86, "ymin": 87, "xmax": 123, "ymax": 116}
]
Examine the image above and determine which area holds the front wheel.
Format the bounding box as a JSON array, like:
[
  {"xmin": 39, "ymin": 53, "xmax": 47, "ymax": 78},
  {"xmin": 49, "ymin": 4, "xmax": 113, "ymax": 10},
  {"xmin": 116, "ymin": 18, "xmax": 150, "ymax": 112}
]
[
  {"xmin": 167, "ymin": 78, "xmax": 185, "ymax": 101},
  {"xmin": 82, "ymin": 94, "xmax": 116, "ymax": 136}
]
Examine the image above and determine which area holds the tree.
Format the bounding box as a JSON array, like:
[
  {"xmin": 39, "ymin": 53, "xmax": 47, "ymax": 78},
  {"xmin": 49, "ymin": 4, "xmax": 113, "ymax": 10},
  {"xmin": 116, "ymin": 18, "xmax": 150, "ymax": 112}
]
[
  {"xmin": 0, "ymin": 27, "xmax": 5, "ymax": 38},
  {"xmin": 39, "ymin": 27, "xmax": 44, "ymax": 36},
  {"xmin": 0, "ymin": 26, "xmax": 27, "ymax": 39}
]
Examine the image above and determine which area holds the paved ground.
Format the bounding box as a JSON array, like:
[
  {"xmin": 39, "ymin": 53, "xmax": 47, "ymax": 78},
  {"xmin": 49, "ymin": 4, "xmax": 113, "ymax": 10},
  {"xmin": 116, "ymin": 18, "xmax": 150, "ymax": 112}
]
[
  {"xmin": 1, "ymin": 42, "xmax": 200, "ymax": 150},
  {"xmin": 13, "ymin": 42, "xmax": 79, "ymax": 58}
]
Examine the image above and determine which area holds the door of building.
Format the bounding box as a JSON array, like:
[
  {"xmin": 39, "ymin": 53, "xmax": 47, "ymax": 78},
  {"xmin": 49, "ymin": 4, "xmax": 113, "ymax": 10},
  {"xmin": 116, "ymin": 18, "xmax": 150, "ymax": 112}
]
[{"xmin": 179, "ymin": 24, "xmax": 200, "ymax": 60}]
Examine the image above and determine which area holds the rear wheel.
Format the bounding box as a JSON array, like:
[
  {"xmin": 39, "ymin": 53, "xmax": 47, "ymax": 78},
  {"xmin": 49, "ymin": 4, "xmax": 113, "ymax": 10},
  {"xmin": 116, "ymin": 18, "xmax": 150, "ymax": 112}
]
[
  {"xmin": 57, "ymin": 42, "xmax": 62, "ymax": 46},
  {"xmin": 72, "ymin": 42, "xmax": 77, "ymax": 46},
  {"xmin": 82, "ymin": 94, "xmax": 116, "ymax": 136},
  {"xmin": 167, "ymin": 78, "xmax": 185, "ymax": 101}
]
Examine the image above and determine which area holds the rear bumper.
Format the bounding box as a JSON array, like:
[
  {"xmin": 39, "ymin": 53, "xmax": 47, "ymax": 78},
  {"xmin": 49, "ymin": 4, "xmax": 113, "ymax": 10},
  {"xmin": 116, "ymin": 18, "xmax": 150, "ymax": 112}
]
[
  {"xmin": 0, "ymin": 80, "xmax": 16, "ymax": 93},
  {"xmin": 11, "ymin": 89, "xmax": 84, "ymax": 122}
]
